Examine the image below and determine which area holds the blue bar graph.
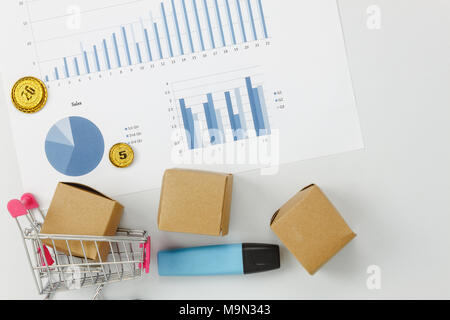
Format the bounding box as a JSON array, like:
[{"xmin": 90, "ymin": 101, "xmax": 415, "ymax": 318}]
[
  {"xmin": 112, "ymin": 33, "xmax": 122, "ymax": 68},
  {"xmin": 177, "ymin": 74, "xmax": 269, "ymax": 149},
  {"xmin": 236, "ymin": 0, "xmax": 247, "ymax": 42},
  {"xmin": 245, "ymin": 76, "xmax": 270, "ymax": 136},
  {"xmin": 207, "ymin": 93, "xmax": 221, "ymax": 144},
  {"xmin": 245, "ymin": 77, "xmax": 259, "ymax": 134},
  {"xmin": 93, "ymin": 45, "xmax": 101, "ymax": 71},
  {"xmin": 45, "ymin": 0, "xmax": 270, "ymax": 81},
  {"xmin": 143, "ymin": 28, "xmax": 153, "ymax": 61},
  {"xmin": 225, "ymin": 0, "xmax": 237, "ymax": 45},
  {"xmin": 203, "ymin": 0, "xmax": 215, "ymax": 49},
  {"xmin": 63, "ymin": 57, "xmax": 69, "ymax": 78},
  {"xmin": 54, "ymin": 67, "xmax": 59, "ymax": 80},
  {"xmin": 234, "ymin": 114, "xmax": 242, "ymax": 130},
  {"xmin": 202, "ymin": 103, "xmax": 222, "ymax": 145},
  {"xmin": 202, "ymin": 102, "xmax": 212, "ymax": 128},
  {"xmin": 102, "ymin": 39, "xmax": 111, "ymax": 69},
  {"xmin": 195, "ymin": 93, "xmax": 223, "ymax": 145},
  {"xmin": 193, "ymin": 114, "xmax": 202, "ymax": 148},
  {"xmin": 161, "ymin": 3, "xmax": 174, "ymax": 57},
  {"xmin": 257, "ymin": 85, "xmax": 271, "ymax": 134},
  {"xmin": 153, "ymin": 23, "xmax": 164, "ymax": 59},
  {"xmin": 83, "ymin": 50, "xmax": 90, "ymax": 74},
  {"xmin": 203, "ymin": 102, "xmax": 213, "ymax": 143},
  {"xmin": 187, "ymin": 109, "xmax": 197, "ymax": 148},
  {"xmin": 45, "ymin": 75, "xmax": 49, "ymax": 82},
  {"xmin": 179, "ymin": 98, "xmax": 196, "ymax": 149},
  {"xmin": 215, "ymin": 109, "xmax": 225, "ymax": 140},
  {"xmin": 73, "ymin": 57, "xmax": 80, "ymax": 76},
  {"xmin": 171, "ymin": 0, "xmax": 184, "ymax": 55},
  {"xmin": 192, "ymin": 0, "xmax": 205, "ymax": 51},
  {"xmin": 206, "ymin": 93, "xmax": 218, "ymax": 127},
  {"xmin": 136, "ymin": 43, "xmax": 143, "ymax": 63},
  {"xmin": 234, "ymin": 88, "xmax": 247, "ymax": 131},
  {"xmin": 247, "ymin": 0, "xmax": 257, "ymax": 40},
  {"xmin": 121, "ymin": 26, "xmax": 132, "ymax": 65},
  {"xmin": 225, "ymin": 91, "xmax": 238, "ymax": 140},
  {"xmin": 225, "ymin": 91, "xmax": 235, "ymax": 130},
  {"xmin": 234, "ymin": 113, "xmax": 244, "ymax": 139},
  {"xmin": 257, "ymin": 0, "xmax": 268, "ymax": 38},
  {"xmin": 252, "ymin": 87, "xmax": 265, "ymax": 133},
  {"xmin": 214, "ymin": 0, "xmax": 226, "ymax": 47},
  {"xmin": 182, "ymin": 0, "xmax": 194, "ymax": 53}
]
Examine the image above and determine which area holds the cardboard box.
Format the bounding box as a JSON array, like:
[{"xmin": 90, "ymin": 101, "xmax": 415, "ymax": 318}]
[
  {"xmin": 40, "ymin": 182, "xmax": 124, "ymax": 261},
  {"xmin": 270, "ymin": 184, "xmax": 356, "ymax": 275},
  {"xmin": 158, "ymin": 169, "xmax": 233, "ymax": 236}
]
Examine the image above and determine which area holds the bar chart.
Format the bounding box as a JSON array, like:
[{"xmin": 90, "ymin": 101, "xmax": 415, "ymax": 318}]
[
  {"xmin": 170, "ymin": 67, "xmax": 271, "ymax": 150},
  {"xmin": 29, "ymin": 0, "xmax": 270, "ymax": 82}
]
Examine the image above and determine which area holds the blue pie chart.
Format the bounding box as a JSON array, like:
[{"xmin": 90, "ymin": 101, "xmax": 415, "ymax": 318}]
[{"xmin": 45, "ymin": 116, "xmax": 104, "ymax": 176}]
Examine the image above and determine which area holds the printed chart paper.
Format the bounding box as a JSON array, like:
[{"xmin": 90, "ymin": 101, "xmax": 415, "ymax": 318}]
[{"xmin": 0, "ymin": 0, "xmax": 363, "ymax": 207}]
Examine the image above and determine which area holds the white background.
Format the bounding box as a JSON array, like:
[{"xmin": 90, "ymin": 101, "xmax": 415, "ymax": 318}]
[{"xmin": 1, "ymin": 0, "xmax": 449, "ymax": 299}]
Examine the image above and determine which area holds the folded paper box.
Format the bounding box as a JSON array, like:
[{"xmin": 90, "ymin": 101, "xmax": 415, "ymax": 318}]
[
  {"xmin": 158, "ymin": 169, "xmax": 233, "ymax": 236},
  {"xmin": 270, "ymin": 184, "xmax": 356, "ymax": 275},
  {"xmin": 40, "ymin": 182, "xmax": 124, "ymax": 261}
]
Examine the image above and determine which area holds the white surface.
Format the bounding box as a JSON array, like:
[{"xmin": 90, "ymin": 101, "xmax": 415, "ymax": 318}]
[
  {"xmin": 1, "ymin": 0, "xmax": 450, "ymax": 299},
  {"xmin": 0, "ymin": 0, "xmax": 363, "ymax": 208}
]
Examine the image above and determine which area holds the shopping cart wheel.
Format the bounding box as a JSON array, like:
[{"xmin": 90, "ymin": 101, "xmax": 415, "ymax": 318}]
[{"xmin": 92, "ymin": 284, "xmax": 105, "ymax": 300}]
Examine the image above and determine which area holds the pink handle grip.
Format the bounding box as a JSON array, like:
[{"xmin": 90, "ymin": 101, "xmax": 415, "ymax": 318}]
[
  {"xmin": 21, "ymin": 193, "xmax": 40, "ymax": 210},
  {"xmin": 38, "ymin": 245, "xmax": 54, "ymax": 266},
  {"xmin": 7, "ymin": 199, "xmax": 28, "ymax": 218},
  {"xmin": 139, "ymin": 236, "xmax": 151, "ymax": 274}
]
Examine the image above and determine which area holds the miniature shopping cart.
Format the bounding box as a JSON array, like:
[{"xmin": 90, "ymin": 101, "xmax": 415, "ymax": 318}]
[{"xmin": 7, "ymin": 193, "xmax": 151, "ymax": 299}]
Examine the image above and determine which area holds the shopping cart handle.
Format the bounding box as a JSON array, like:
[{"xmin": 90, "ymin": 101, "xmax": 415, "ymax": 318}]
[
  {"xmin": 7, "ymin": 199, "xmax": 28, "ymax": 218},
  {"xmin": 21, "ymin": 193, "xmax": 40, "ymax": 210},
  {"xmin": 140, "ymin": 236, "xmax": 151, "ymax": 274}
]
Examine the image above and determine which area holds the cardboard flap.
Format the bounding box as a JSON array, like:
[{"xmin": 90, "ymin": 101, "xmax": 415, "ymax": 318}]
[
  {"xmin": 270, "ymin": 209, "xmax": 281, "ymax": 226},
  {"xmin": 61, "ymin": 182, "xmax": 113, "ymax": 200},
  {"xmin": 270, "ymin": 185, "xmax": 315, "ymax": 226},
  {"xmin": 301, "ymin": 183, "xmax": 316, "ymax": 192},
  {"xmin": 219, "ymin": 174, "xmax": 233, "ymax": 235}
]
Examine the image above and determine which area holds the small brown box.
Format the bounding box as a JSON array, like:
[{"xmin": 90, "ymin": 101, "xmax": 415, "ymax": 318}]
[
  {"xmin": 40, "ymin": 182, "xmax": 124, "ymax": 262},
  {"xmin": 158, "ymin": 169, "xmax": 233, "ymax": 236},
  {"xmin": 270, "ymin": 184, "xmax": 356, "ymax": 275}
]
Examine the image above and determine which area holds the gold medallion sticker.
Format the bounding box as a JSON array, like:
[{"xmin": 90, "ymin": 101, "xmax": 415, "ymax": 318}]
[
  {"xmin": 109, "ymin": 143, "xmax": 134, "ymax": 168},
  {"xmin": 11, "ymin": 77, "xmax": 48, "ymax": 113}
]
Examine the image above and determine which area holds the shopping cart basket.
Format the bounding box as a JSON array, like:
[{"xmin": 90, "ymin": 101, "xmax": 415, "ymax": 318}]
[{"xmin": 7, "ymin": 193, "xmax": 151, "ymax": 299}]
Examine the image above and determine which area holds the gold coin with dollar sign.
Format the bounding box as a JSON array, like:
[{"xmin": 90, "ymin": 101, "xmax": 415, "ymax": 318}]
[
  {"xmin": 11, "ymin": 76, "xmax": 48, "ymax": 113},
  {"xmin": 109, "ymin": 143, "xmax": 134, "ymax": 168}
]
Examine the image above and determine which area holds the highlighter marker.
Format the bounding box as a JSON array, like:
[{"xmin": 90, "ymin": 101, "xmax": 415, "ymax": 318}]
[{"xmin": 158, "ymin": 243, "xmax": 280, "ymax": 276}]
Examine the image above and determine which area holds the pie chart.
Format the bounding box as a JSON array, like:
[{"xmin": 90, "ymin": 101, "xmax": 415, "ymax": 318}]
[{"xmin": 45, "ymin": 116, "xmax": 104, "ymax": 176}]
